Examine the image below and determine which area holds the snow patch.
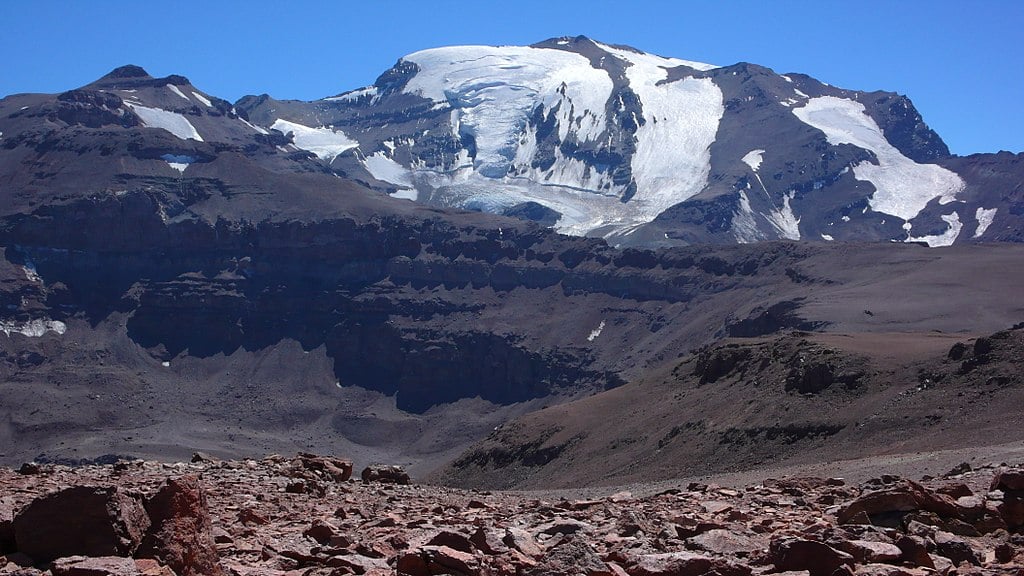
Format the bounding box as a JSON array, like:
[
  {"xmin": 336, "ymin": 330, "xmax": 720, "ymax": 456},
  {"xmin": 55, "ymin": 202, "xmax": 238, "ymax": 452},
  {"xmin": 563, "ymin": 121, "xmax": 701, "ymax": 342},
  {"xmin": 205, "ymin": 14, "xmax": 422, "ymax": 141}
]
[
  {"xmin": 364, "ymin": 151, "xmax": 414, "ymax": 188},
  {"xmin": 191, "ymin": 91, "xmax": 212, "ymax": 107},
  {"xmin": 792, "ymin": 96, "xmax": 963, "ymax": 222},
  {"xmin": 0, "ymin": 319, "xmax": 66, "ymax": 337},
  {"xmin": 821, "ymin": 233, "xmax": 834, "ymax": 241},
  {"xmin": 270, "ymin": 119, "xmax": 358, "ymax": 162},
  {"xmin": 324, "ymin": 86, "xmax": 379, "ymax": 102},
  {"xmin": 389, "ymin": 189, "xmax": 418, "ymax": 201},
  {"xmin": 742, "ymin": 149, "xmax": 765, "ymax": 172},
  {"xmin": 587, "ymin": 320, "xmax": 606, "ymax": 342},
  {"xmin": 907, "ymin": 212, "xmax": 962, "ymax": 247},
  {"xmin": 127, "ymin": 103, "xmax": 204, "ymax": 141},
  {"xmin": 767, "ymin": 191, "xmax": 801, "ymax": 240},
  {"xmin": 974, "ymin": 207, "xmax": 997, "ymax": 238},
  {"xmin": 732, "ymin": 190, "xmax": 763, "ymax": 244},
  {"xmin": 161, "ymin": 154, "xmax": 195, "ymax": 174},
  {"xmin": 167, "ymin": 84, "xmax": 190, "ymax": 101}
]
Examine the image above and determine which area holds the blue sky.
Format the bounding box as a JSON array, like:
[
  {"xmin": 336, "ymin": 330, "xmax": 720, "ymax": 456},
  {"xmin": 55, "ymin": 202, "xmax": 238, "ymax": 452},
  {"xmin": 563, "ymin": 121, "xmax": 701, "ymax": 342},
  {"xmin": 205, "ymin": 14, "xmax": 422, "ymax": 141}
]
[{"xmin": 1, "ymin": 0, "xmax": 1021, "ymax": 155}]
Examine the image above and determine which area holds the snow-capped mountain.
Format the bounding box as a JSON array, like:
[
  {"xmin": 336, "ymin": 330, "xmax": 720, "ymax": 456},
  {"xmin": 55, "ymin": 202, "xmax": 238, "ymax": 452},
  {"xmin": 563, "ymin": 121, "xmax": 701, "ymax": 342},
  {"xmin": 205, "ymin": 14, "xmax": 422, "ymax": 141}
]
[{"xmin": 237, "ymin": 36, "xmax": 1022, "ymax": 247}]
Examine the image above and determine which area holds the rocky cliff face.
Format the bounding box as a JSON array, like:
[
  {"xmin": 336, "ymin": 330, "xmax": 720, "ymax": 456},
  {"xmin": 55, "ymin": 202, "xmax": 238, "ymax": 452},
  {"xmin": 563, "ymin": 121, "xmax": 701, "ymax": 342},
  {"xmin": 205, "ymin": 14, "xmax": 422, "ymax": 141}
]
[
  {"xmin": 0, "ymin": 61, "xmax": 1022, "ymax": 474},
  {"xmin": 235, "ymin": 36, "xmax": 1020, "ymax": 248}
]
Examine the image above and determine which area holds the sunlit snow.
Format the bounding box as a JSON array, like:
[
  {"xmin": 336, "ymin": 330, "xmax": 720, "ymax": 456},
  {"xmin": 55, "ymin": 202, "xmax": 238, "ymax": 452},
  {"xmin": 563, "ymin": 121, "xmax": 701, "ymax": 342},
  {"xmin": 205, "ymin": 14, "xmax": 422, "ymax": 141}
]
[
  {"xmin": 167, "ymin": 84, "xmax": 190, "ymax": 101},
  {"xmin": 792, "ymin": 96, "xmax": 963, "ymax": 222},
  {"xmin": 191, "ymin": 91, "xmax": 213, "ymax": 107},
  {"xmin": 402, "ymin": 45, "xmax": 614, "ymax": 177},
  {"xmin": 974, "ymin": 207, "xmax": 997, "ymax": 238},
  {"xmin": 742, "ymin": 149, "xmax": 765, "ymax": 172},
  {"xmin": 766, "ymin": 191, "xmax": 801, "ymax": 240},
  {"xmin": 586, "ymin": 320, "xmax": 606, "ymax": 342},
  {"xmin": 161, "ymin": 154, "xmax": 195, "ymax": 174},
  {"xmin": 270, "ymin": 119, "xmax": 358, "ymax": 162},
  {"xmin": 127, "ymin": 103, "xmax": 204, "ymax": 141},
  {"xmin": 0, "ymin": 319, "xmax": 67, "ymax": 337},
  {"xmin": 907, "ymin": 212, "xmax": 962, "ymax": 247},
  {"xmin": 364, "ymin": 151, "xmax": 414, "ymax": 188}
]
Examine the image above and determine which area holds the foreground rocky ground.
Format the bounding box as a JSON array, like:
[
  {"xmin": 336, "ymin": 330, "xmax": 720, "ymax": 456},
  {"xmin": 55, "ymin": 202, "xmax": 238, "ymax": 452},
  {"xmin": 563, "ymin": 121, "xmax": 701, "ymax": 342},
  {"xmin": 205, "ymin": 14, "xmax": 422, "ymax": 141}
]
[{"xmin": 1, "ymin": 454, "xmax": 1023, "ymax": 576}]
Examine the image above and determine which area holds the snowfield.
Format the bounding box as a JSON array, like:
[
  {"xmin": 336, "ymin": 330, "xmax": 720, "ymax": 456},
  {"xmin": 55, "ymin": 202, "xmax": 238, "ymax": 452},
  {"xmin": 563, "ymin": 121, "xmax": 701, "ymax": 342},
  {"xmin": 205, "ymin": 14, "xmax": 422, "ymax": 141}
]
[
  {"xmin": 127, "ymin": 103, "xmax": 204, "ymax": 141},
  {"xmin": 270, "ymin": 119, "xmax": 358, "ymax": 162},
  {"xmin": 792, "ymin": 96, "xmax": 964, "ymax": 222}
]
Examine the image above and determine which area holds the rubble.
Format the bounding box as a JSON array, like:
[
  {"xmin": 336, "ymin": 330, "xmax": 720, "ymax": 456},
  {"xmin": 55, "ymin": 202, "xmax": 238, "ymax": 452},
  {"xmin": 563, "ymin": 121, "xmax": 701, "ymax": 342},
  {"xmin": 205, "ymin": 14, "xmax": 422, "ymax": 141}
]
[{"xmin": 0, "ymin": 457, "xmax": 1020, "ymax": 575}]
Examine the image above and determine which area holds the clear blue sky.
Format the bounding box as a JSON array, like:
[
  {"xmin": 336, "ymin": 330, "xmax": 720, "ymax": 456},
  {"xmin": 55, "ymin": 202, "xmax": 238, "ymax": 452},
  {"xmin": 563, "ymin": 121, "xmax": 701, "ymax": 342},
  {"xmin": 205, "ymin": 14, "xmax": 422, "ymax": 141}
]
[{"xmin": 2, "ymin": 0, "xmax": 1021, "ymax": 155}]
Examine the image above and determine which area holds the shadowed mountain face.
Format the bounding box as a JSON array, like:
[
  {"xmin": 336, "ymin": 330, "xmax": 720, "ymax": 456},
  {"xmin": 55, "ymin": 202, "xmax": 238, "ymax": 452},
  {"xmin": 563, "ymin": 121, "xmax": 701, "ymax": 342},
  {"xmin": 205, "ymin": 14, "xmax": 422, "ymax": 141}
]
[{"xmin": 0, "ymin": 50, "xmax": 1021, "ymax": 477}]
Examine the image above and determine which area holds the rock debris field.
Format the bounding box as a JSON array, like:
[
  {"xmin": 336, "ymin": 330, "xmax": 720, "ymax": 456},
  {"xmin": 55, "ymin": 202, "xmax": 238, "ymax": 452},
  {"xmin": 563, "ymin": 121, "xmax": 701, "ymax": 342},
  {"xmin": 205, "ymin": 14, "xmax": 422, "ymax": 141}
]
[{"xmin": 1, "ymin": 453, "xmax": 1023, "ymax": 576}]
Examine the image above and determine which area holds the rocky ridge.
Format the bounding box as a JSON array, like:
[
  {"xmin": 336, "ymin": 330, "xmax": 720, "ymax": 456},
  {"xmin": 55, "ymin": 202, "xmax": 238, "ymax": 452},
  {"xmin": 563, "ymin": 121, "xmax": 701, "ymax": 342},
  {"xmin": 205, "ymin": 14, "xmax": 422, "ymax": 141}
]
[{"xmin": 2, "ymin": 455, "xmax": 1024, "ymax": 575}]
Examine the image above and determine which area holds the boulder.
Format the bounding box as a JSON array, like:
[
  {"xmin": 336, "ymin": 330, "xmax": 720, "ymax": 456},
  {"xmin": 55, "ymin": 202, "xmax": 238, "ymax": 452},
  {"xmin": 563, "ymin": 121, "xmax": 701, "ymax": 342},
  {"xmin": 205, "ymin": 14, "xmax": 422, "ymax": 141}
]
[
  {"xmin": 932, "ymin": 530, "xmax": 980, "ymax": 566},
  {"xmin": 524, "ymin": 536, "xmax": 611, "ymax": 576},
  {"xmin": 992, "ymin": 468, "xmax": 1024, "ymax": 491},
  {"xmin": 837, "ymin": 480, "xmax": 959, "ymax": 526},
  {"xmin": 631, "ymin": 551, "xmax": 751, "ymax": 576},
  {"xmin": 50, "ymin": 556, "xmax": 141, "ymax": 576},
  {"xmin": 136, "ymin": 475, "xmax": 222, "ymax": 576},
  {"xmin": 13, "ymin": 485, "xmax": 150, "ymax": 563},
  {"xmin": 360, "ymin": 465, "xmax": 411, "ymax": 484},
  {"xmin": 0, "ymin": 498, "xmax": 15, "ymax": 553},
  {"xmin": 686, "ymin": 529, "xmax": 764, "ymax": 556},
  {"xmin": 770, "ymin": 538, "xmax": 854, "ymax": 576},
  {"xmin": 835, "ymin": 539, "xmax": 902, "ymax": 564}
]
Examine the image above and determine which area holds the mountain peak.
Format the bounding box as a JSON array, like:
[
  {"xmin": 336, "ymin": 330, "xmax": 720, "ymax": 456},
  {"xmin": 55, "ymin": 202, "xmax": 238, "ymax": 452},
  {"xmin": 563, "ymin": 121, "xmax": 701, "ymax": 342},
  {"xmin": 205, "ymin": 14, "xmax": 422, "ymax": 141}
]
[{"xmin": 103, "ymin": 65, "xmax": 152, "ymax": 80}]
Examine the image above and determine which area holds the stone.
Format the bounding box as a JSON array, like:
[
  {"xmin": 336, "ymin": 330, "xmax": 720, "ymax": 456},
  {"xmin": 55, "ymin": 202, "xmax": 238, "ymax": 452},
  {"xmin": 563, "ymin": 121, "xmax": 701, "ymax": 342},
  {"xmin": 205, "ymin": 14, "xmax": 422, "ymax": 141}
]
[
  {"xmin": 303, "ymin": 519, "xmax": 339, "ymax": 545},
  {"xmin": 360, "ymin": 465, "xmax": 410, "ymax": 485},
  {"xmin": 932, "ymin": 530, "xmax": 980, "ymax": 566},
  {"xmin": 837, "ymin": 481, "xmax": 958, "ymax": 526},
  {"xmin": 50, "ymin": 556, "xmax": 141, "ymax": 576},
  {"xmin": 504, "ymin": 526, "xmax": 543, "ymax": 557},
  {"xmin": 991, "ymin": 468, "xmax": 1024, "ymax": 491},
  {"xmin": 0, "ymin": 498, "xmax": 15, "ymax": 554},
  {"xmin": 686, "ymin": 529, "xmax": 763, "ymax": 556},
  {"xmin": 469, "ymin": 527, "xmax": 508, "ymax": 555},
  {"xmin": 422, "ymin": 545, "xmax": 478, "ymax": 575},
  {"xmin": 524, "ymin": 536, "xmax": 611, "ymax": 576},
  {"xmin": 13, "ymin": 485, "xmax": 150, "ymax": 563},
  {"xmin": 426, "ymin": 530, "xmax": 475, "ymax": 553},
  {"xmin": 631, "ymin": 551, "xmax": 751, "ymax": 576},
  {"xmin": 836, "ymin": 540, "xmax": 902, "ymax": 564},
  {"xmin": 136, "ymin": 475, "xmax": 223, "ymax": 576},
  {"xmin": 537, "ymin": 518, "xmax": 593, "ymax": 536},
  {"xmin": 894, "ymin": 535, "xmax": 933, "ymax": 568},
  {"xmin": 770, "ymin": 538, "xmax": 854, "ymax": 576}
]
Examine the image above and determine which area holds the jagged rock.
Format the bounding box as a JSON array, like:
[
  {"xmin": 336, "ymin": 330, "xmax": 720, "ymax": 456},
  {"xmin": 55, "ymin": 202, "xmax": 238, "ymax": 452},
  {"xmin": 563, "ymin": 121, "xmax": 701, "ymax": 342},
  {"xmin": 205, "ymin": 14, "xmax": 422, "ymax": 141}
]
[
  {"xmin": 50, "ymin": 556, "xmax": 141, "ymax": 576},
  {"xmin": 894, "ymin": 535, "xmax": 934, "ymax": 568},
  {"xmin": 303, "ymin": 519, "xmax": 340, "ymax": 545},
  {"xmin": 835, "ymin": 539, "xmax": 902, "ymax": 564},
  {"xmin": 469, "ymin": 527, "xmax": 508, "ymax": 555},
  {"xmin": 769, "ymin": 538, "xmax": 854, "ymax": 576},
  {"xmin": 13, "ymin": 485, "xmax": 150, "ymax": 563},
  {"xmin": 288, "ymin": 454, "xmax": 353, "ymax": 482},
  {"xmin": 992, "ymin": 468, "xmax": 1024, "ymax": 492},
  {"xmin": 360, "ymin": 465, "xmax": 410, "ymax": 484},
  {"xmin": 0, "ymin": 499, "xmax": 15, "ymax": 554},
  {"xmin": 503, "ymin": 527, "xmax": 543, "ymax": 557},
  {"xmin": 630, "ymin": 551, "xmax": 751, "ymax": 576},
  {"xmin": 524, "ymin": 536, "xmax": 611, "ymax": 576},
  {"xmin": 686, "ymin": 529, "xmax": 763, "ymax": 556},
  {"xmin": 426, "ymin": 530, "xmax": 475, "ymax": 553},
  {"xmin": 837, "ymin": 480, "xmax": 958, "ymax": 526},
  {"xmin": 932, "ymin": 530, "xmax": 980, "ymax": 566},
  {"xmin": 537, "ymin": 518, "xmax": 593, "ymax": 536},
  {"xmin": 136, "ymin": 475, "xmax": 222, "ymax": 576}
]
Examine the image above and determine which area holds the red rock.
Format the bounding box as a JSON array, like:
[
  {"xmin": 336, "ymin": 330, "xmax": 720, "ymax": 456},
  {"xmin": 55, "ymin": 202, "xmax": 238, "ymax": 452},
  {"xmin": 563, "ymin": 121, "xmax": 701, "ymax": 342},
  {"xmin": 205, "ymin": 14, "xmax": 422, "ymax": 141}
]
[
  {"xmin": 422, "ymin": 545, "xmax": 478, "ymax": 575},
  {"xmin": 630, "ymin": 551, "xmax": 751, "ymax": 576},
  {"xmin": 303, "ymin": 519, "xmax": 339, "ymax": 545},
  {"xmin": 837, "ymin": 480, "xmax": 959, "ymax": 525},
  {"xmin": 13, "ymin": 485, "xmax": 150, "ymax": 563},
  {"xmin": 835, "ymin": 540, "xmax": 902, "ymax": 564},
  {"xmin": 426, "ymin": 530, "xmax": 475, "ymax": 553},
  {"xmin": 469, "ymin": 526, "xmax": 508, "ymax": 555},
  {"xmin": 50, "ymin": 556, "xmax": 141, "ymax": 576},
  {"xmin": 686, "ymin": 529, "xmax": 763, "ymax": 556},
  {"xmin": 135, "ymin": 559, "xmax": 176, "ymax": 576},
  {"xmin": 503, "ymin": 527, "xmax": 543, "ymax": 557},
  {"xmin": 932, "ymin": 530, "xmax": 980, "ymax": 566},
  {"xmin": 524, "ymin": 536, "xmax": 610, "ymax": 576},
  {"xmin": 238, "ymin": 508, "xmax": 270, "ymax": 525},
  {"xmin": 770, "ymin": 538, "xmax": 854, "ymax": 576},
  {"xmin": 991, "ymin": 468, "xmax": 1024, "ymax": 491},
  {"xmin": 292, "ymin": 453, "xmax": 353, "ymax": 482},
  {"xmin": 137, "ymin": 475, "xmax": 223, "ymax": 576},
  {"xmin": 360, "ymin": 465, "xmax": 410, "ymax": 485},
  {"xmin": 0, "ymin": 498, "xmax": 15, "ymax": 553}
]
